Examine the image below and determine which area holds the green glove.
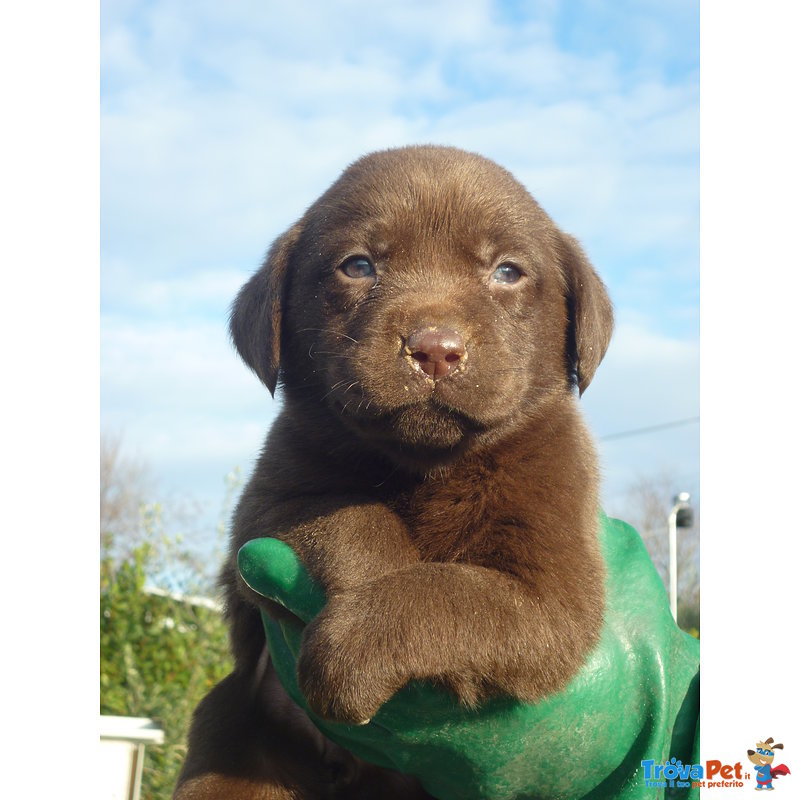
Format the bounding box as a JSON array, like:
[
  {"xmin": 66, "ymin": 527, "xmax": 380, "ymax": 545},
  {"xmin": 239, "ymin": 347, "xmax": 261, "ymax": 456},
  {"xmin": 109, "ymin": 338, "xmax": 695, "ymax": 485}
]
[{"xmin": 238, "ymin": 513, "xmax": 699, "ymax": 800}]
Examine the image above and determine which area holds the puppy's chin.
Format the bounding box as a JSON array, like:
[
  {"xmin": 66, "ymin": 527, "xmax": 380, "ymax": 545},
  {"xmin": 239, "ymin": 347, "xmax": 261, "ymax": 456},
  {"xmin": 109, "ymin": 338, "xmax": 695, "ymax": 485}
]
[
  {"xmin": 335, "ymin": 399, "xmax": 482, "ymax": 469},
  {"xmin": 389, "ymin": 404, "xmax": 472, "ymax": 449}
]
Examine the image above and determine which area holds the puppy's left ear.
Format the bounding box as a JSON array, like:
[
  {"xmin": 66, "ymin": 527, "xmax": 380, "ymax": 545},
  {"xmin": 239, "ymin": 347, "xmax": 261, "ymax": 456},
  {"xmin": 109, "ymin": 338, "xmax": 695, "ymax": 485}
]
[
  {"xmin": 229, "ymin": 223, "xmax": 303, "ymax": 395},
  {"xmin": 557, "ymin": 233, "xmax": 614, "ymax": 395}
]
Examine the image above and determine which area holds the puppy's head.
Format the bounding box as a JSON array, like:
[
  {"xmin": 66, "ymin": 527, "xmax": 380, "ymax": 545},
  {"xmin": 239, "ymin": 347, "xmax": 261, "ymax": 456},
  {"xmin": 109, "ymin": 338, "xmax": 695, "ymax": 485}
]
[{"xmin": 231, "ymin": 146, "xmax": 613, "ymax": 466}]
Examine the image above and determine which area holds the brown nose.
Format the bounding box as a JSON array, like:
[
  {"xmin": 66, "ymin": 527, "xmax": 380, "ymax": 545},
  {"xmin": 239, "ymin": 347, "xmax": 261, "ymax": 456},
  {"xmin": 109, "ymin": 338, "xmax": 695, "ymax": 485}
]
[{"xmin": 406, "ymin": 327, "xmax": 466, "ymax": 380}]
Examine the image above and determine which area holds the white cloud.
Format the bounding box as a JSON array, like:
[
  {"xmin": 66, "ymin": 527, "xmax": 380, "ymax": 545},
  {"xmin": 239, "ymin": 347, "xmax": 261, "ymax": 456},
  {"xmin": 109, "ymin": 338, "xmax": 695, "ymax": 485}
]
[
  {"xmin": 581, "ymin": 313, "xmax": 699, "ymax": 510},
  {"xmin": 100, "ymin": 313, "xmax": 269, "ymax": 417},
  {"xmin": 100, "ymin": 311, "xmax": 277, "ymax": 529},
  {"xmin": 102, "ymin": 261, "xmax": 249, "ymax": 317},
  {"xmin": 585, "ymin": 312, "xmax": 699, "ymax": 429},
  {"xmin": 100, "ymin": 1, "xmax": 698, "ymax": 275}
]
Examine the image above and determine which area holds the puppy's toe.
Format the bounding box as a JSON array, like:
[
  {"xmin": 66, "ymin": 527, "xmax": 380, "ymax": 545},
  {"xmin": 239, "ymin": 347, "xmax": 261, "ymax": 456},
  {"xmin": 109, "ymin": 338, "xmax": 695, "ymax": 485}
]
[
  {"xmin": 296, "ymin": 630, "xmax": 395, "ymax": 724},
  {"xmin": 297, "ymin": 653, "xmax": 387, "ymax": 724}
]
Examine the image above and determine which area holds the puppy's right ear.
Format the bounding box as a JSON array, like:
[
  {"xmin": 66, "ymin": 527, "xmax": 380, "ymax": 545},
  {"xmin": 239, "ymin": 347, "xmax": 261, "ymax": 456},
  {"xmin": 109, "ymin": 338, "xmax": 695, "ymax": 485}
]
[{"xmin": 229, "ymin": 224, "xmax": 303, "ymax": 395}]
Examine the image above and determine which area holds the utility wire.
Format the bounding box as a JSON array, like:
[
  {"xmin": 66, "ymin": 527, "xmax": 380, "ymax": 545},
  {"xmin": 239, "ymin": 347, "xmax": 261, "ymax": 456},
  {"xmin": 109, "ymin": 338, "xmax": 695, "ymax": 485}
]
[{"xmin": 598, "ymin": 415, "xmax": 700, "ymax": 442}]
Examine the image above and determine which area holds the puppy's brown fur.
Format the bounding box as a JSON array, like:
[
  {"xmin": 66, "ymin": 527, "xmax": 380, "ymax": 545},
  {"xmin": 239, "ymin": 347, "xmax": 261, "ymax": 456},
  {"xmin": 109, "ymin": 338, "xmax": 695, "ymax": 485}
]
[{"xmin": 175, "ymin": 145, "xmax": 613, "ymax": 799}]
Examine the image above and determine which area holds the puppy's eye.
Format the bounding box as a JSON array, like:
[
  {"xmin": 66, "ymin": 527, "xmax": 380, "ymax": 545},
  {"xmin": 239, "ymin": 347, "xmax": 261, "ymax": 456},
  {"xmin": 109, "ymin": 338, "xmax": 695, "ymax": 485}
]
[
  {"xmin": 491, "ymin": 263, "xmax": 523, "ymax": 284},
  {"xmin": 339, "ymin": 256, "xmax": 376, "ymax": 280}
]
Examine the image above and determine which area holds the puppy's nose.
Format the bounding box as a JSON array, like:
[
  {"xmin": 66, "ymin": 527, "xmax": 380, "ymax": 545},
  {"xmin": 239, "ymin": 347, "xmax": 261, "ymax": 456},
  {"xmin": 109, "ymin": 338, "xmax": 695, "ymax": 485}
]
[{"xmin": 406, "ymin": 327, "xmax": 466, "ymax": 380}]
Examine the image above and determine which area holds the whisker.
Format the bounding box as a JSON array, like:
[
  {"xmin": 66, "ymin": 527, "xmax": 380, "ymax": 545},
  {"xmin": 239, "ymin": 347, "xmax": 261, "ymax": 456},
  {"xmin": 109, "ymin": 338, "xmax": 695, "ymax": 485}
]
[
  {"xmin": 295, "ymin": 328, "xmax": 361, "ymax": 345},
  {"xmin": 308, "ymin": 351, "xmax": 363, "ymax": 361},
  {"xmin": 320, "ymin": 380, "xmax": 350, "ymax": 401},
  {"xmin": 372, "ymin": 462, "xmax": 401, "ymax": 488}
]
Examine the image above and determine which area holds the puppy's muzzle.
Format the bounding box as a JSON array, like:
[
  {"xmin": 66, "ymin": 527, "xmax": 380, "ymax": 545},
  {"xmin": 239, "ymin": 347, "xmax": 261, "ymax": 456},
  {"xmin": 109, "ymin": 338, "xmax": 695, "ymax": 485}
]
[{"xmin": 405, "ymin": 326, "xmax": 466, "ymax": 380}]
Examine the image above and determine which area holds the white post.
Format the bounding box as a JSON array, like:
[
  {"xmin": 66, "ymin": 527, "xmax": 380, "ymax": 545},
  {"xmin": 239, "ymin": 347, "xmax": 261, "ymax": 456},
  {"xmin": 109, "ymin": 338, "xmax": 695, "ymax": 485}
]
[
  {"xmin": 667, "ymin": 493, "xmax": 692, "ymax": 623},
  {"xmin": 99, "ymin": 716, "xmax": 164, "ymax": 800},
  {"xmin": 668, "ymin": 507, "xmax": 678, "ymax": 621}
]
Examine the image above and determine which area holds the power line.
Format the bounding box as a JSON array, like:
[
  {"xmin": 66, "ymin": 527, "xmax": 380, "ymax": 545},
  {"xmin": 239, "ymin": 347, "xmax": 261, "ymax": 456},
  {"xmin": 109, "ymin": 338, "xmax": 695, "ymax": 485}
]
[{"xmin": 598, "ymin": 416, "xmax": 700, "ymax": 442}]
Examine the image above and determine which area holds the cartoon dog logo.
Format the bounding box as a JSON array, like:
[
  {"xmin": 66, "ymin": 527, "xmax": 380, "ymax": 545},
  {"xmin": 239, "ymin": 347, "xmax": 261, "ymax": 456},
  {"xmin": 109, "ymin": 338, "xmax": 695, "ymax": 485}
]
[{"xmin": 747, "ymin": 738, "xmax": 791, "ymax": 790}]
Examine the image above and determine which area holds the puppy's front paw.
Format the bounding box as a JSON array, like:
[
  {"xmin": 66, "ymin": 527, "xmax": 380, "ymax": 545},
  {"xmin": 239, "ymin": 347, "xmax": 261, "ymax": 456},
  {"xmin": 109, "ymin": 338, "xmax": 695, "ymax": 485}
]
[{"xmin": 297, "ymin": 602, "xmax": 402, "ymax": 724}]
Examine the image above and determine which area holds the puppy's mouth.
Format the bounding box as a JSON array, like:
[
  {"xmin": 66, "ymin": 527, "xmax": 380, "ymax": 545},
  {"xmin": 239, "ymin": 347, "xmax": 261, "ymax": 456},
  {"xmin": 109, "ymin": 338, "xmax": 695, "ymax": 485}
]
[{"xmin": 333, "ymin": 394, "xmax": 487, "ymax": 454}]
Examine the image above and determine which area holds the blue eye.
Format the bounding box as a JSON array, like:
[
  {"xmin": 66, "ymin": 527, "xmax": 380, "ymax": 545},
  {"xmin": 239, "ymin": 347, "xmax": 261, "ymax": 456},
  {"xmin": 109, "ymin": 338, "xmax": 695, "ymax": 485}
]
[
  {"xmin": 340, "ymin": 256, "xmax": 376, "ymax": 279},
  {"xmin": 491, "ymin": 263, "xmax": 523, "ymax": 284}
]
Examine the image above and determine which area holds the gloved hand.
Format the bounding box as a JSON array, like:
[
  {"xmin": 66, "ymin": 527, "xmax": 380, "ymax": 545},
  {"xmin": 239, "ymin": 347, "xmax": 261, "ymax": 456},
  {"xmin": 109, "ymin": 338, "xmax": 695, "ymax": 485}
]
[{"xmin": 238, "ymin": 513, "xmax": 700, "ymax": 800}]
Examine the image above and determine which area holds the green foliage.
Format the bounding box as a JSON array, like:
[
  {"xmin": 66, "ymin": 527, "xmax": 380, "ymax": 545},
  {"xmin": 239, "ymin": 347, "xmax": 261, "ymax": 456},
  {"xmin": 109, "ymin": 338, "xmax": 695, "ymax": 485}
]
[
  {"xmin": 678, "ymin": 602, "xmax": 701, "ymax": 639},
  {"xmin": 100, "ymin": 533, "xmax": 233, "ymax": 799}
]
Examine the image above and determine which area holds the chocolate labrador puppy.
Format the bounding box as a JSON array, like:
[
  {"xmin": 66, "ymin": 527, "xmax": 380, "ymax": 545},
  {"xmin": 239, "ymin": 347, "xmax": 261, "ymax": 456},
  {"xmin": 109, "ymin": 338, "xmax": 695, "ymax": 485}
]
[{"xmin": 175, "ymin": 145, "xmax": 613, "ymax": 799}]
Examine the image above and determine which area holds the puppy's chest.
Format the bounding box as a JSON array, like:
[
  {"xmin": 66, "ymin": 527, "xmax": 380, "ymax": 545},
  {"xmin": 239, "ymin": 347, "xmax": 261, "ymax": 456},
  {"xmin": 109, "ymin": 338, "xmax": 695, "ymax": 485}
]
[{"xmin": 389, "ymin": 463, "xmax": 530, "ymax": 564}]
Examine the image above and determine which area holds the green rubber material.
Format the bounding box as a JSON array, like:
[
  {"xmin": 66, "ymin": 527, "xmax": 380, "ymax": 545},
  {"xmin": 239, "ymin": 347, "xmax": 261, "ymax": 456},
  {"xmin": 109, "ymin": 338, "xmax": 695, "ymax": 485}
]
[{"xmin": 238, "ymin": 513, "xmax": 700, "ymax": 800}]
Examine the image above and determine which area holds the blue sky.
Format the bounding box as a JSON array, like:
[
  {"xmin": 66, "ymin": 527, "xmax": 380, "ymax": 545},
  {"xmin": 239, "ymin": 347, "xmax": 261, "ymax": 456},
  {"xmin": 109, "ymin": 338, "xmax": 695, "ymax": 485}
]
[{"xmin": 100, "ymin": 0, "xmax": 700, "ymax": 555}]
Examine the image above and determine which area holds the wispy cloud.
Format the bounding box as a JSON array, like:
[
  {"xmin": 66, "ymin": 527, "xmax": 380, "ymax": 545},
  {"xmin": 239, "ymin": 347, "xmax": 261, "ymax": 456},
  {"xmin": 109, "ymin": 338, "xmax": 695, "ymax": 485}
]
[{"xmin": 101, "ymin": 1, "xmax": 698, "ymax": 275}]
